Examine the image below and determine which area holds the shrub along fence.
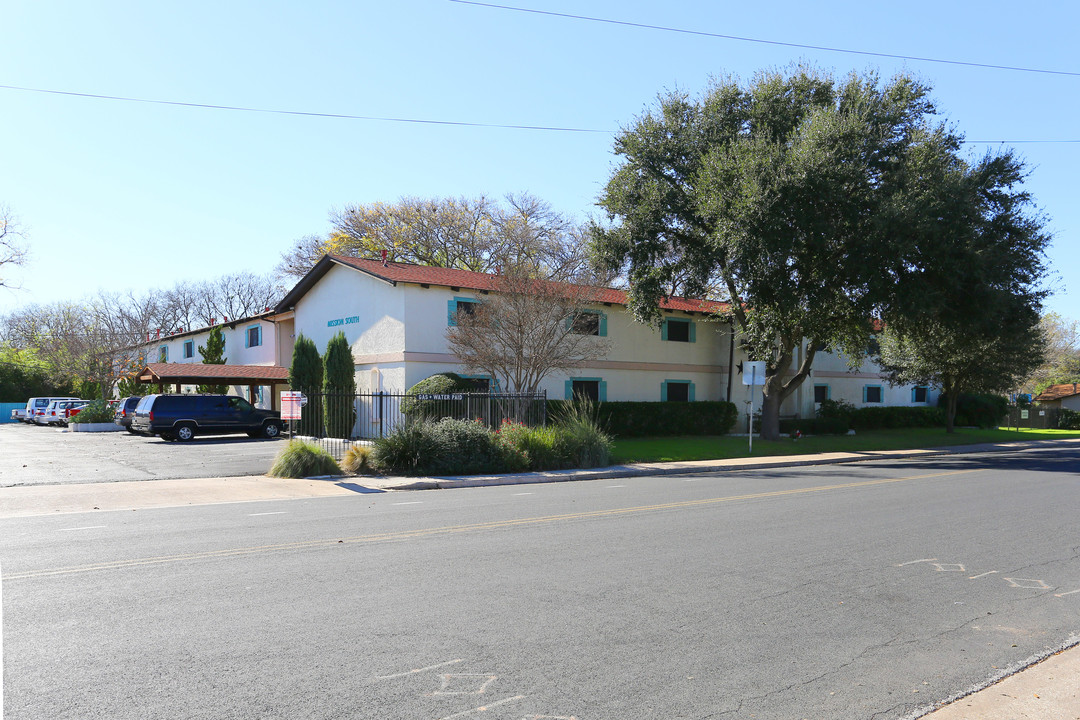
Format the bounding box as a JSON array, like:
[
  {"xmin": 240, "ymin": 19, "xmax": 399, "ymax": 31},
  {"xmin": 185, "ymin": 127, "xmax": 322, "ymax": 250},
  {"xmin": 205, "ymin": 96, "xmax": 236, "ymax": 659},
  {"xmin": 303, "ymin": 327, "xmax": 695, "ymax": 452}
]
[
  {"xmin": 548, "ymin": 400, "xmax": 739, "ymax": 438},
  {"xmin": 288, "ymin": 389, "xmax": 547, "ymax": 459}
]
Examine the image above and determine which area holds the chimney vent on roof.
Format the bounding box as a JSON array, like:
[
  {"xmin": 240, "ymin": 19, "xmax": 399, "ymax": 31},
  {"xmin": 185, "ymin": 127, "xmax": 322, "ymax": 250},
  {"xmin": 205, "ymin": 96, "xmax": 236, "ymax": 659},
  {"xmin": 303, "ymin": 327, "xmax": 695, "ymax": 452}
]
[{"xmin": 381, "ymin": 249, "xmax": 388, "ymax": 267}]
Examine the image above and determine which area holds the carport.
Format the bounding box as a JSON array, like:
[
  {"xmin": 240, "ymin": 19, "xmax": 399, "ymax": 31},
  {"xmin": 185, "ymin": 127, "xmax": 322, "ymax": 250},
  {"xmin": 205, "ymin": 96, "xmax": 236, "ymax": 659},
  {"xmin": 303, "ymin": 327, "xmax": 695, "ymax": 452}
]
[{"xmin": 135, "ymin": 363, "xmax": 291, "ymax": 410}]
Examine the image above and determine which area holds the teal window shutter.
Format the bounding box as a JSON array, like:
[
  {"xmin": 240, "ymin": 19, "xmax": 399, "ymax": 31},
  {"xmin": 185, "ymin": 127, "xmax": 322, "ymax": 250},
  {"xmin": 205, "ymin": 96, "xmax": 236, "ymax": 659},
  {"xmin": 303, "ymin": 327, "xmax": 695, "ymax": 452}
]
[
  {"xmin": 661, "ymin": 319, "xmax": 669, "ymax": 341},
  {"xmin": 598, "ymin": 381, "xmax": 607, "ymax": 402},
  {"xmin": 447, "ymin": 299, "xmax": 457, "ymax": 326},
  {"xmin": 911, "ymin": 387, "xmax": 917, "ymax": 403},
  {"xmin": 660, "ymin": 381, "xmax": 668, "ymax": 401},
  {"xmin": 564, "ymin": 380, "xmax": 573, "ymax": 400},
  {"xmin": 689, "ymin": 321, "xmax": 696, "ymax": 343},
  {"xmin": 862, "ymin": 386, "xmax": 868, "ymax": 403},
  {"xmin": 598, "ymin": 312, "xmax": 607, "ymax": 337},
  {"xmin": 688, "ymin": 382, "xmax": 696, "ymax": 402}
]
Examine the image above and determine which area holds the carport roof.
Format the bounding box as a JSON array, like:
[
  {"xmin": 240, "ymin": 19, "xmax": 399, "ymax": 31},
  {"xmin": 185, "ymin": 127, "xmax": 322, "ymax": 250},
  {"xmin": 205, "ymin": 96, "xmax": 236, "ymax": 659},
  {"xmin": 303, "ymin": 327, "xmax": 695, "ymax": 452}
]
[{"xmin": 136, "ymin": 363, "xmax": 290, "ymax": 385}]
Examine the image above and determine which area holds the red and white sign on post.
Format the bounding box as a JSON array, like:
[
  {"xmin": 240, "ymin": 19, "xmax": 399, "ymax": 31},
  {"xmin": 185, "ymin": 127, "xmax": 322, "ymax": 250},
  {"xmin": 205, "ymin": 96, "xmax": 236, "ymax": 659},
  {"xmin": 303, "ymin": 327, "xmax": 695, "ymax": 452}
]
[{"xmin": 281, "ymin": 391, "xmax": 305, "ymax": 420}]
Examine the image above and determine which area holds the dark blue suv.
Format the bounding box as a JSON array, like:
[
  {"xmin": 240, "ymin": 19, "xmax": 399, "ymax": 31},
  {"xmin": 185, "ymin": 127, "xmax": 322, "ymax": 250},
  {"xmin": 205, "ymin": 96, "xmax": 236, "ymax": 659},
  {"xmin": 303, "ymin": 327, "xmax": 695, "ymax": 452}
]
[{"xmin": 131, "ymin": 394, "xmax": 283, "ymax": 442}]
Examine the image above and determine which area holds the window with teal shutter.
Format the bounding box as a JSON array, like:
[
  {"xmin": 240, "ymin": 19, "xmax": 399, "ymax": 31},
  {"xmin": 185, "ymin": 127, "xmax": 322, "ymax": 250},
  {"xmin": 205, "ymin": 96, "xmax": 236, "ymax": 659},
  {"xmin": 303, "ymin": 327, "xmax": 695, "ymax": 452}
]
[
  {"xmin": 568, "ymin": 309, "xmax": 607, "ymax": 337},
  {"xmin": 661, "ymin": 380, "xmax": 694, "ymax": 402},
  {"xmin": 566, "ymin": 377, "xmax": 605, "ymax": 402},
  {"xmin": 447, "ymin": 297, "xmax": 479, "ymax": 326},
  {"xmin": 662, "ymin": 318, "xmax": 694, "ymax": 343},
  {"xmin": 863, "ymin": 385, "xmax": 883, "ymax": 403},
  {"xmin": 245, "ymin": 325, "xmax": 261, "ymax": 348}
]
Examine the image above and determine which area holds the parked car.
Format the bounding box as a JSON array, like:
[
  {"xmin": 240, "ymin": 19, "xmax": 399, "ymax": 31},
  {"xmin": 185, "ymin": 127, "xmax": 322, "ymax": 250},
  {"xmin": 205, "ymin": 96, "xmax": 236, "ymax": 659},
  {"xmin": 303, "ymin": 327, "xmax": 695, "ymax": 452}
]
[
  {"xmin": 55, "ymin": 400, "xmax": 91, "ymax": 426},
  {"xmin": 23, "ymin": 397, "xmax": 79, "ymax": 424},
  {"xmin": 113, "ymin": 396, "xmax": 142, "ymax": 432},
  {"xmin": 37, "ymin": 399, "xmax": 86, "ymax": 426},
  {"xmin": 130, "ymin": 394, "xmax": 283, "ymax": 442}
]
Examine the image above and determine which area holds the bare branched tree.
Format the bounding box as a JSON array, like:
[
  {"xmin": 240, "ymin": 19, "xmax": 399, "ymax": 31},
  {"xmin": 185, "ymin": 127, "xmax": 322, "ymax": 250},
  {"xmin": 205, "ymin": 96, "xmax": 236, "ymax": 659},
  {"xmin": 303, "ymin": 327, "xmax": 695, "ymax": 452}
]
[
  {"xmin": 278, "ymin": 194, "xmax": 597, "ymax": 282},
  {"xmin": 445, "ymin": 271, "xmax": 612, "ymax": 392},
  {"xmin": 0, "ymin": 205, "xmax": 30, "ymax": 289}
]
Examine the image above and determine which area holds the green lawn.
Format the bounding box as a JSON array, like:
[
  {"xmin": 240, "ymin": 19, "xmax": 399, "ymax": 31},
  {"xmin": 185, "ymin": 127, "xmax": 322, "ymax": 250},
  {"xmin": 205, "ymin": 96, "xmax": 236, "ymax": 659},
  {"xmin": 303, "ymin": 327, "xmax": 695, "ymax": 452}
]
[{"xmin": 610, "ymin": 427, "xmax": 1080, "ymax": 464}]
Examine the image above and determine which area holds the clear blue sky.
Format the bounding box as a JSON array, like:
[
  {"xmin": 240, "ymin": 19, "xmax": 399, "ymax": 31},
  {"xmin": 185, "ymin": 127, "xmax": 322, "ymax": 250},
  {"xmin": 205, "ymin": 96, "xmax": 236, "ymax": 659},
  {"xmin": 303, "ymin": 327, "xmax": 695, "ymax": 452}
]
[{"xmin": 2, "ymin": 1, "xmax": 1077, "ymax": 321}]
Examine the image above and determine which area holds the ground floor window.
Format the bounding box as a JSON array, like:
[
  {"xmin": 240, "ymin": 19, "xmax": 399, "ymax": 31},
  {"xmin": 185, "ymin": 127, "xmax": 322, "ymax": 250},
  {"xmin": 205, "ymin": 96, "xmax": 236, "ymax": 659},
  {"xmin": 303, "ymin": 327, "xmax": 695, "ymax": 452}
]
[
  {"xmin": 814, "ymin": 384, "xmax": 830, "ymax": 403},
  {"xmin": 912, "ymin": 386, "xmax": 929, "ymax": 403},
  {"xmin": 863, "ymin": 385, "xmax": 883, "ymax": 403},
  {"xmin": 662, "ymin": 380, "xmax": 694, "ymax": 402},
  {"xmin": 566, "ymin": 377, "xmax": 606, "ymax": 402}
]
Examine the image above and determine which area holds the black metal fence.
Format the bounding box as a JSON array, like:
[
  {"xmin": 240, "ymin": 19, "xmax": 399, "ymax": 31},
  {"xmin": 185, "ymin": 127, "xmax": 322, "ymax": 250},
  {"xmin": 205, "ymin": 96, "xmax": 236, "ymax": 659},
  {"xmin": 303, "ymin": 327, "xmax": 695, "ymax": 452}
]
[{"xmin": 286, "ymin": 389, "xmax": 547, "ymax": 459}]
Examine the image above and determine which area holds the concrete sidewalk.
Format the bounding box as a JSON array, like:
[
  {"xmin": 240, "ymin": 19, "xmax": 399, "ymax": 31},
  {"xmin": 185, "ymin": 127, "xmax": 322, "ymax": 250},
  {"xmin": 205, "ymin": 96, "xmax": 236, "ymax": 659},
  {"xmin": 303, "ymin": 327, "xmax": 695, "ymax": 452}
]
[{"xmin": 3, "ymin": 436, "xmax": 1078, "ymax": 718}]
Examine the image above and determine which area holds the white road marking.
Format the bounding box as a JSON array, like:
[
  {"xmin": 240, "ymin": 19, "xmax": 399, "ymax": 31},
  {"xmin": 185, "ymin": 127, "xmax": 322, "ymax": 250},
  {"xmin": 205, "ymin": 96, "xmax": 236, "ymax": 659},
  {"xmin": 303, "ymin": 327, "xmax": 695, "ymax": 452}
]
[
  {"xmin": 433, "ymin": 673, "xmax": 497, "ymax": 695},
  {"xmin": 248, "ymin": 511, "xmax": 287, "ymax": 516},
  {"xmin": 392, "ymin": 501, "xmax": 423, "ymax": 505},
  {"xmin": 1004, "ymin": 578, "xmax": 1052, "ymax": 590},
  {"xmin": 512, "ymin": 493, "xmax": 534, "ymax": 496},
  {"xmin": 373, "ymin": 658, "xmax": 464, "ymax": 680},
  {"xmin": 1054, "ymin": 588, "xmax": 1080, "ymax": 598},
  {"xmin": 969, "ymin": 570, "xmax": 999, "ymax": 580},
  {"xmin": 606, "ymin": 485, "xmax": 626, "ymax": 488},
  {"xmin": 438, "ymin": 696, "xmax": 526, "ymax": 720},
  {"xmin": 933, "ymin": 563, "xmax": 965, "ymax": 572},
  {"xmin": 897, "ymin": 558, "xmax": 937, "ymax": 567},
  {"xmin": 56, "ymin": 525, "xmax": 106, "ymax": 532}
]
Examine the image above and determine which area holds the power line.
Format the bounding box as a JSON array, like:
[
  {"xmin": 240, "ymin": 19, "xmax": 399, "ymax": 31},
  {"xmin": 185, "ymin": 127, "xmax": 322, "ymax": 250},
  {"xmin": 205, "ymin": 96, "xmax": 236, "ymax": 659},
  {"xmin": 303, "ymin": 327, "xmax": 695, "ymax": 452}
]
[
  {"xmin": 0, "ymin": 84, "xmax": 609, "ymax": 134},
  {"xmin": 450, "ymin": 0, "xmax": 1080, "ymax": 78}
]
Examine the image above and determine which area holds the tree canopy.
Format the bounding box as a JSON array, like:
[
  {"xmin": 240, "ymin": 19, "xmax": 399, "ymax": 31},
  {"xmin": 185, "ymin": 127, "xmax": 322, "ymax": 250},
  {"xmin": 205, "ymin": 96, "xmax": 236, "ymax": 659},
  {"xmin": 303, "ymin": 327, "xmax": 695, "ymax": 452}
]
[
  {"xmin": 592, "ymin": 65, "xmax": 1049, "ymax": 439},
  {"xmin": 278, "ymin": 194, "xmax": 600, "ymax": 283}
]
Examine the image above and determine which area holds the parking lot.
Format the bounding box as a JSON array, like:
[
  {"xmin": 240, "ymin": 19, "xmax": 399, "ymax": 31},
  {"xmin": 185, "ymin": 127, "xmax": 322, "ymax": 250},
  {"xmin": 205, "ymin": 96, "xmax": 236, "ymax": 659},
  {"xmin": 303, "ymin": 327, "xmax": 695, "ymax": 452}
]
[{"xmin": 0, "ymin": 422, "xmax": 284, "ymax": 487}]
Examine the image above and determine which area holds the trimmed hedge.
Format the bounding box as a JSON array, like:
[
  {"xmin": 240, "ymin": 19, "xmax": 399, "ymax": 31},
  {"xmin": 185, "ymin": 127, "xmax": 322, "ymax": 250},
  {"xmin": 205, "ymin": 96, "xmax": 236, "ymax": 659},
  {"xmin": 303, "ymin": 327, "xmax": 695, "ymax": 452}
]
[
  {"xmin": 850, "ymin": 406, "xmax": 946, "ymax": 430},
  {"xmin": 1059, "ymin": 408, "xmax": 1080, "ymax": 430},
  {"xmin": 547, "ymin": 400, "xmax": 738, "ymax": 438}
]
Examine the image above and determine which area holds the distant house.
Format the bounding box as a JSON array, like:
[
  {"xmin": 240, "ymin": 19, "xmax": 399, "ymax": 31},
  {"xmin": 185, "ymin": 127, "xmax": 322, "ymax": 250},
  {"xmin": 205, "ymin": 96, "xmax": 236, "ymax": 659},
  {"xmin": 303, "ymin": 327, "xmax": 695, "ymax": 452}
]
[{"xmin": 1033, "ymin": 383, "xmax": 1080, "ymax": 411}]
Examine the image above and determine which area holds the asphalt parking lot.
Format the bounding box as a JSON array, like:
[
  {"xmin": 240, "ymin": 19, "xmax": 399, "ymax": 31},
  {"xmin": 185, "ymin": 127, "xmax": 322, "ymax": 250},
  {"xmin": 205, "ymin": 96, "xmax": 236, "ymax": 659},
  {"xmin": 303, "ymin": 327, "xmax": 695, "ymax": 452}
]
[{"xmin": 0, "ymin": 422, "xmax": 283, "ymax": 487}]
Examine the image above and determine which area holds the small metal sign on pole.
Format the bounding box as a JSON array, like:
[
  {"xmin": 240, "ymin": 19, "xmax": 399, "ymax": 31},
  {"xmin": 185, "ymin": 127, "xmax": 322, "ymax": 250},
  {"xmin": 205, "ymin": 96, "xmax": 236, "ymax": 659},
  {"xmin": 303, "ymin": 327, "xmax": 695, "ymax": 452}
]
[
  {"xmin": 281, "ymin": 391, "xmax": 307, "ymax": 439},
  {"xmin": 742, "ymin": 361, "xmax": 766, "ymax": 454}
]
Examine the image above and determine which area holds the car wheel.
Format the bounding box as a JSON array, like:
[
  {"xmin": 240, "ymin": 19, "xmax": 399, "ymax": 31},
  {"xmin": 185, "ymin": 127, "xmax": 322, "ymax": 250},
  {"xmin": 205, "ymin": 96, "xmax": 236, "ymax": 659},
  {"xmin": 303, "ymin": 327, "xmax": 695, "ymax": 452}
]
[
  {"xmin": 160, "ymin": 433, "xmax": 176, "ymax": 442},
  {"xmin": 175, "ymin": 424, "xmax": 196, "ymax": 442},
  {"xmin": 261, "ymin": 422, "xmax": 281, "ymax": 439}
]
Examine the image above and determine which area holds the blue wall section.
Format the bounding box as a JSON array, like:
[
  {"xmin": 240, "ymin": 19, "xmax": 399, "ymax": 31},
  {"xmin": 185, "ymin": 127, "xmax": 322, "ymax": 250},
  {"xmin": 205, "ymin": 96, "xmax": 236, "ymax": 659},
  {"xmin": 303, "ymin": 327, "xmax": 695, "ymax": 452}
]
[{"xmin": 0, "ymin": 402, "xmax": 25, "ymax": 423}]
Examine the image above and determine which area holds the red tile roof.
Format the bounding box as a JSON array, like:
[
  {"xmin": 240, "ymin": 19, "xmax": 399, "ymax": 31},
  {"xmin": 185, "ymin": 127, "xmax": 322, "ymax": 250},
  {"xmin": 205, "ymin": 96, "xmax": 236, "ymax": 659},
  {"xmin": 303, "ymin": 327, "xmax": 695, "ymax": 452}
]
[
  {"xmin": 138, "ymin": 364, "xmax": 290, "ymax": 383},
  {"xmin": 330, "ymin": 256, "xmax": 729, "ymax": 314},
  {"xmin": 1034, "ymin": 383, "xmax": 1080, "ymax": 402}
]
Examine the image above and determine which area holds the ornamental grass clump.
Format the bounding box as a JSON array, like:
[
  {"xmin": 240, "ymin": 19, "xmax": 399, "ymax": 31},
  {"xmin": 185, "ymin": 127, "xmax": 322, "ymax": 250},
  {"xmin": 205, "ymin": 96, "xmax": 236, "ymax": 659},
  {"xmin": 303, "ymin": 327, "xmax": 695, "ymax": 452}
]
[
  {"xmin": 341, "ymin": 444, "xmax": 375, "ymax": 474},
  {"xmin": 551, "ymin": 398, "xmax": 612, "ymax": 469},
  {"xmin": 496, "ymin": 420, "xmax": 560, "ymax": 470},
  {"xmin": 269, "ymin": 440, "xmax": 343, "ymax": 478}
]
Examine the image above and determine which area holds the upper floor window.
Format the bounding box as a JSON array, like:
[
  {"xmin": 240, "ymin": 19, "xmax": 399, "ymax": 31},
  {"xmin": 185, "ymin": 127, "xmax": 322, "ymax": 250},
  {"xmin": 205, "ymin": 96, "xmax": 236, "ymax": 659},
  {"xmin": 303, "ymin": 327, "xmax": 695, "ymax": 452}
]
[
  {"xmin": 159, "ymin": 346, "xmax": 168, "ymax": 362},
  {"xmin": 246, "ymin": 325, "xmax": 262, "ymax": 348},
  {"xmin": 447, "ymin": 297, "xmax": 480, "ymax": 326},
  {"xmin": 183, "ymin": 340, "xmax": 194, "ymax": 359},
  {"xmin": 568, "ymin": 310, "xmax": 607, "ymax": 337},
  {"xmin": 662, "ymin": 318, "xmax": 695, "ymax": 343}
]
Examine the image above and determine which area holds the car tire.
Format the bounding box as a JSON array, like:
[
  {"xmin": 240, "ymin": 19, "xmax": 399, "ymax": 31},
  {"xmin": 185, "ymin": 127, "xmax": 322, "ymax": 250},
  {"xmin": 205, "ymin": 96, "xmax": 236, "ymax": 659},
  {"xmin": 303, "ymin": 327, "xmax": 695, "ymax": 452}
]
[
  {"xmin": 174, "ymin": 424, "xmax": 196, "ymax": 442},
  {"xmin": 160, "ymin": 433, "xmax": 176, "ymax": 442},
  {"xmin": 261, "ymin": 422, "xmax": 281, "ymax": 439}
]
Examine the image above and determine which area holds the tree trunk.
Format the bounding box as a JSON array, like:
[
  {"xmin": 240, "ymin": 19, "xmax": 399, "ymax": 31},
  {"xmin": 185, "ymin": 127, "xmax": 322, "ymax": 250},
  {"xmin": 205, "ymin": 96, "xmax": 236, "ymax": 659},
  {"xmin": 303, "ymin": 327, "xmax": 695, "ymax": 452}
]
[
  {"xmin": 759, "ymin": 391, "xmax": 782, "ymax": 442},
  {"xmin": 945, "ymin": 393, "xmax": 957, "ymax": 434}
]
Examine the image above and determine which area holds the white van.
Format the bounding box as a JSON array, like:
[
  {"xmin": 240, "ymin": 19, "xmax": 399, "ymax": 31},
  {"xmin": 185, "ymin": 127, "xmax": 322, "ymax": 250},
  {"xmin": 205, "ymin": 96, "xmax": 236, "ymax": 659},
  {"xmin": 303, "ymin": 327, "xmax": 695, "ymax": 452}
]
[{"xmin": 23, "ymin": 397, "xmax": 79, "ymax": 424}]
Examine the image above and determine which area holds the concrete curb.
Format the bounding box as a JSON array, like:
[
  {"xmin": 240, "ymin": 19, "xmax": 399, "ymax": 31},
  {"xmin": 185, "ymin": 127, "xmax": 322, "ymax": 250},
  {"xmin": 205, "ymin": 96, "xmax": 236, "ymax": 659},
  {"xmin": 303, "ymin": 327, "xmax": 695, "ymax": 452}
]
[{"xmin": 373, "ymin": 437, "xmax": 1080, "ymax": 491}]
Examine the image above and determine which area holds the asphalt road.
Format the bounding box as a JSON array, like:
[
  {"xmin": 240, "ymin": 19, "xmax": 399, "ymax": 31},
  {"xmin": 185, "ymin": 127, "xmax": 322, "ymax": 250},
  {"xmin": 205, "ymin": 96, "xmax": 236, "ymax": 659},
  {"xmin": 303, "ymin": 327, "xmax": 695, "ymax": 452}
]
[
  {"xmin": 3, "ymin": 444, "xmax": 1080, "ymax": 719},
  {"xmin": 0, "ymin": 422, "xmax": 283, "ymax": 487}
]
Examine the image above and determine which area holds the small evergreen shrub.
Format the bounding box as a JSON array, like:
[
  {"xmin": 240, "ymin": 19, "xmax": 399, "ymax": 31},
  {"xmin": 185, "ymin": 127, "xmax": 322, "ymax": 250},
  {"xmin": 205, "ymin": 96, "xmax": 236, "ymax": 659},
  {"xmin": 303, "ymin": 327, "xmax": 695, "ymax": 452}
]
[
  {"xmin": 69, "ymin": 399, "xmax": 114, "ymax": 424},
  {"xmin": 401, "ymin": 373, "xmax": 485, "ymax": 422},
  {"xmin": 1058, "ymin": 408, "xmax": 1080, "ymax": 430},
  {"xmin": 370, "ymin": 423, "xmax": 439, "ymax": 475},
  {"xmin": 816, "ymin": 399, "xmax": 856, "ymax": 426},
  {"xmin": 269, "ymin": 440, "xmax": 343, "ymax": 478},
  {"xmin": 497, "ymin": 421, "xmax": 559, "ymax": 470},
  {"xmin": 423, "ymin": 418, "xmax": 508, "ymax": 475},
  {"xmin": 342, "ymin": 444, "xmax": 374, "ymax": 474}
]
